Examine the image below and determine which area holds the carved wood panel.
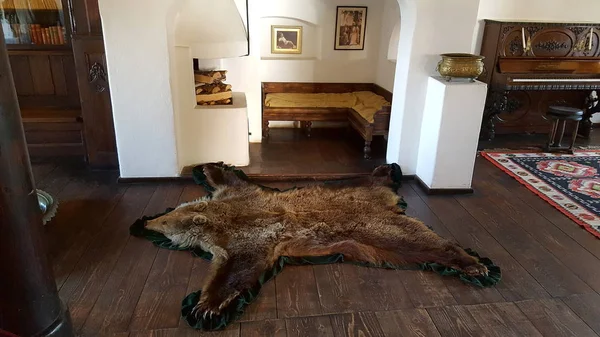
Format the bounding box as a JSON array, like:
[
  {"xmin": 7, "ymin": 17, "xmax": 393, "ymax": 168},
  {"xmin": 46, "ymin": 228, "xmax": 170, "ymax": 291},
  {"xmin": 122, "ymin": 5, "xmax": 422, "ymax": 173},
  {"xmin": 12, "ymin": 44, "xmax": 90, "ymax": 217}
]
[
  {"xmin": 8, "ymin": 51, "xmax": 80, "ymax": 109},
  {"xmin": 72, "ymin": 36, "xmax": 118, "ymax": 168},
  {"xmin": 495, "ymin": 90, "xmax": 587, "ymax": 134},
  {"xmin": 499, "ymin": 23, "xmax": 600, "ymax": 58},
  {"xmin": 530, "ymin": 29, "xmax": 576, "ymax": 57}
]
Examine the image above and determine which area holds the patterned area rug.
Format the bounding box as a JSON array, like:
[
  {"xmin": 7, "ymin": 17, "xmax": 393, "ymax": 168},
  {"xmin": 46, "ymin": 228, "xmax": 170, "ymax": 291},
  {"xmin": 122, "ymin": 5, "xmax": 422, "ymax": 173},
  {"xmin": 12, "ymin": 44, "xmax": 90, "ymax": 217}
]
[{"xmin": 481, "ymin": 151, "xmax": 600, "ymax": 239}]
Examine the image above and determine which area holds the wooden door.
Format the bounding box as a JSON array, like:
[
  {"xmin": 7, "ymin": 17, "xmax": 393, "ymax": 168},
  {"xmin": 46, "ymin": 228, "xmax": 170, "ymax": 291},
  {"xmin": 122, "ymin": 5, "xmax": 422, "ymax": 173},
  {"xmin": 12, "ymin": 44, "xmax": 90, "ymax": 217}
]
[
  {"xmin": 68, "ymin": 0, "xmax": 118, "ymax": 169},
  {"xmin": 72, "ymin": 36, "xmax": 117, "ymax": 168}
]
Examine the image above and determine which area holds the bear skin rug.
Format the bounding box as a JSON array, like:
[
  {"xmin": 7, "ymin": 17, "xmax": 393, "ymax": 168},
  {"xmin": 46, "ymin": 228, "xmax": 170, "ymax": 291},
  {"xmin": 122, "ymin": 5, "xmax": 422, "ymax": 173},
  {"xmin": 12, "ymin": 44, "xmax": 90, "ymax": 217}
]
[{"xmin": 136, "ymin": 163, "xmax": 500, "ymax": 330}]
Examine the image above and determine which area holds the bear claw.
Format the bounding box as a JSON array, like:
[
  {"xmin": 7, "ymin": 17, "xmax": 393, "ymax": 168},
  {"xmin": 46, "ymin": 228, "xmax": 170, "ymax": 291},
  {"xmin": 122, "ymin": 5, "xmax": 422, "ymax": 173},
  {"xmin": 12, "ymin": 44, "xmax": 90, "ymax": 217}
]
[{"xmin": 463, "ymin": 263, "xmax": 489, "ymax": 277}]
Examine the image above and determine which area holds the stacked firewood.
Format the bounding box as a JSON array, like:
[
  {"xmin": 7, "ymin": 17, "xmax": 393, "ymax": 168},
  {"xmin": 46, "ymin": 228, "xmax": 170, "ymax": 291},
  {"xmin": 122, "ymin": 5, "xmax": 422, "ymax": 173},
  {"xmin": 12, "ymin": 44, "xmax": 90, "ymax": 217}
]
[{"xmin": 195, "ymin": 70, "xmax": 232, "ymax": 105}]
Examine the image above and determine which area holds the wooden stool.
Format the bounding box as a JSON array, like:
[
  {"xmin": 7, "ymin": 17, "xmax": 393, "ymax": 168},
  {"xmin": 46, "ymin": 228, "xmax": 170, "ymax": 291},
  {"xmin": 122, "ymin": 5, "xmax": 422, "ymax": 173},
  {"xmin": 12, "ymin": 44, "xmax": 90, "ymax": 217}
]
[{"xmin": 545, "ymin": 106, "xmax": 583, "ymax": 154}]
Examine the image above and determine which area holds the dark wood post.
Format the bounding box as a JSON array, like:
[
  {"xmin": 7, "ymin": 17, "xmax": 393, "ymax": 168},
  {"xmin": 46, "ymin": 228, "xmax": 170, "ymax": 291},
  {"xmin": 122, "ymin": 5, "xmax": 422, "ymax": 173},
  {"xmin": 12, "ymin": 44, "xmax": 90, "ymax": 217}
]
[{"xmin": 0, "ymin": 28, "xmax": 74, "ymax": 336}]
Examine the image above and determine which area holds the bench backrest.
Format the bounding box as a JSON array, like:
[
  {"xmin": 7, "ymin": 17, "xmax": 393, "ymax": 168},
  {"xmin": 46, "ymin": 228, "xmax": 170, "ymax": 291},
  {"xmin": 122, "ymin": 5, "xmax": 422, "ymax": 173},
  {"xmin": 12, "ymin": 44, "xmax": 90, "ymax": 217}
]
[{"xmin": 261, "ymin": 82, "xmax": 392, "ymax": 102}]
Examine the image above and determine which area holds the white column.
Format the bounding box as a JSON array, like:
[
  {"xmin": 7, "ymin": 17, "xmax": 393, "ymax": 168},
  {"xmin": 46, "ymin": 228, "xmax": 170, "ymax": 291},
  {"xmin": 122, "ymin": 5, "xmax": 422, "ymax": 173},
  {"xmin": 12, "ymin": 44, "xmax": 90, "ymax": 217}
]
[{"xmin": 416, "ymin": 77, "xmax": 487, "ymax": 191}]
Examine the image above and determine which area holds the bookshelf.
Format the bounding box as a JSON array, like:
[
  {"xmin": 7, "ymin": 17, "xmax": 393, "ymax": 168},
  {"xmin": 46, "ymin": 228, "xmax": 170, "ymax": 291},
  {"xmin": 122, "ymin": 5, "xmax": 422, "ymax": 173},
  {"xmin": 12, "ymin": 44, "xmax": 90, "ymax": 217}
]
[{"xmin": 1, "ymin": 0, "xmax": 68, "ymax": 47}]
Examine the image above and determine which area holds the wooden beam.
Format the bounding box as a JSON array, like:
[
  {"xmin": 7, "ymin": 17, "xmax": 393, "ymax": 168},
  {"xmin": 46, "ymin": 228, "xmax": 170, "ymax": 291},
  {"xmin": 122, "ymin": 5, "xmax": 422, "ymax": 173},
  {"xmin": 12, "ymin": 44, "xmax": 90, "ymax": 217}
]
[{"xmin": 0, "ymin": 28, "xmax": 75, "ymax": 336}]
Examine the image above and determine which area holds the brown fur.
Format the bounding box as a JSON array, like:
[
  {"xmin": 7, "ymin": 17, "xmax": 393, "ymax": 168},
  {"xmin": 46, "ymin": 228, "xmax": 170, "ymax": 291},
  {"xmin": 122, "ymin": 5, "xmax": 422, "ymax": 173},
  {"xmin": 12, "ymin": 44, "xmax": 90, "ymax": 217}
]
[{"xmin": 145, "ymin": 164, "xmax": 487, "ymax": 317}]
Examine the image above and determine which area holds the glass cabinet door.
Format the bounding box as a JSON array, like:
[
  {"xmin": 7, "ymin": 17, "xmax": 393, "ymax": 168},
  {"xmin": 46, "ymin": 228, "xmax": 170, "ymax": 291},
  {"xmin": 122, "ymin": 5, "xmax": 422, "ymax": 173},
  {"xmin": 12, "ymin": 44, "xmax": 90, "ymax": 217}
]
[{"xmin": 1, "ymin": 0, "xmax": 67, "ymax": 46}]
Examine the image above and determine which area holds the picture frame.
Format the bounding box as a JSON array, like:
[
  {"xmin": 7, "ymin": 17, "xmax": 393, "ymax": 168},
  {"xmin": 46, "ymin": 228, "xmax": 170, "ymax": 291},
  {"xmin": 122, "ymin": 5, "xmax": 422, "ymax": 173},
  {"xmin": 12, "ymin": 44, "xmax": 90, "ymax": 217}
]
[
  {"xmin": 271, "ymin": 25, "xmax": 303, "ymax": 54},
  {"xmin": 334, "ymin": 6, "xmax": 368, "ymax": 50}
]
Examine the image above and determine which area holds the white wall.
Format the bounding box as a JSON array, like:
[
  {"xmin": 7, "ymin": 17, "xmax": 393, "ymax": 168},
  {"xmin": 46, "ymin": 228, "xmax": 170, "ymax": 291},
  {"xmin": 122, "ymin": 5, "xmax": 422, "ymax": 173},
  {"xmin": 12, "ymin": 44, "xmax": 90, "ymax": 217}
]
[
  {"xmin": 99, "ymin": 0, "xmax": 179, "ymax": 178},
  {"xmin": 375, "ymin": 0, "xmax": 400, "ymax": 92},
  {"xmin": 386, "ymin": 0, "xmax": 481, "ymax": 175},
  {"xmin": 259, "ymin": 0, "xmax": 384, "ymax": 83}
]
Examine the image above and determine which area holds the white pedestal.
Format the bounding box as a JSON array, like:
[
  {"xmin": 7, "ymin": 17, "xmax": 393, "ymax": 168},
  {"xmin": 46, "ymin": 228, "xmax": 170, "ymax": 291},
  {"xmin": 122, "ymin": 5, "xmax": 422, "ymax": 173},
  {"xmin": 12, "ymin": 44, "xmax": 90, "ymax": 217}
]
[{"xmin": 416, "ymin": 77, "xmax": 487, "ymax": 191}]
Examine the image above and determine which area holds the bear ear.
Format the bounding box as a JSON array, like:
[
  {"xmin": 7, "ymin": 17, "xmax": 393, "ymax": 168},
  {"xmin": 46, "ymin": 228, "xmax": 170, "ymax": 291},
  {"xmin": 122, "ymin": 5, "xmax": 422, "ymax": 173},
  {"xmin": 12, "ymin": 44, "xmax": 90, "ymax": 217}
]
[
  {"xmin": 194, "ymin": 201, "xmax": 208, "ymax": 212},
  {"xmin": 192, "ymin": 214, "xmax": 208, "ymax": 225}
]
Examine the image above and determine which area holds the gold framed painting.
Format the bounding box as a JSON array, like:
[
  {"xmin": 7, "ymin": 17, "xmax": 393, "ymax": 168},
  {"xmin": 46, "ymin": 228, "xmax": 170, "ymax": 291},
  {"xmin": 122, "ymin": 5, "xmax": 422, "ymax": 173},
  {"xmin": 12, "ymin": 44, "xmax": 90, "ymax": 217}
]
[
  {"xmin": 334, "ymin": 6, "xmax": 367, "ymax": 50},
  {"xmin": 271, "ymin": 25, "xmax": 303, "ymax": 54}
]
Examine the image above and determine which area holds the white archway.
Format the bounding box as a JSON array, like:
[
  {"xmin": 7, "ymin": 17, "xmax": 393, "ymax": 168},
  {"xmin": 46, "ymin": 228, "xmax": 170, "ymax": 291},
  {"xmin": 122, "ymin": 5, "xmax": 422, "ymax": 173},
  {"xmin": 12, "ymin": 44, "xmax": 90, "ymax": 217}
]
[
  {"xmin": 387, "ymin": 0, "xmax": 481, "ymax": 175},
  {"xmin": 386, "ymin": 0, "xmax": 417, "ymax": 173}
]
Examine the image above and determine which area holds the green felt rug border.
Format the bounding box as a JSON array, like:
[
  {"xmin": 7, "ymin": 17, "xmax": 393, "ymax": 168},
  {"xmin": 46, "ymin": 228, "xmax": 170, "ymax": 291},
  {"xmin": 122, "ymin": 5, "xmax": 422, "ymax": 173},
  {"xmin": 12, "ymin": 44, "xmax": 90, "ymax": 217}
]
[{"xmin": 129, "ymin": 163, "xmax": 501, "ymax": 331}]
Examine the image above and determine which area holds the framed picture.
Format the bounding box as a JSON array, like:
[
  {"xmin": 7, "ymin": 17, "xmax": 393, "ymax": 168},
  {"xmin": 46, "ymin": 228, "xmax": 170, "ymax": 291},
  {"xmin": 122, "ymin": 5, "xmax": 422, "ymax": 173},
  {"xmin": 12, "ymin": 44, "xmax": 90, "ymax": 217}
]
[
  {"xmin": 334, "ymin": 6, "xmax": 367, "ymax": 50},
  {"xmin": 271, "ymin": 25, "xmax": 303, "ymax": 54}
]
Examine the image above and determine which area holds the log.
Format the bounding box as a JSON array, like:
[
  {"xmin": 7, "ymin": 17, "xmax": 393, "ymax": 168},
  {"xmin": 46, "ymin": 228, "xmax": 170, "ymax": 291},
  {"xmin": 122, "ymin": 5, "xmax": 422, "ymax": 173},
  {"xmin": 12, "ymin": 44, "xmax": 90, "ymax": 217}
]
[
  {"xmin": 194, "ymin": 70, "xmax": 227, "ymax": 84},
  {"xmin": 195, "ymin": 83, "xmax": 232, "ymax": 95},
  {"xmin": 0, "ymin": 26, "xmax": 75, "ymax": 336},
  {"xmin": 196, "ymin": 91, "xmax": 233, "ymax": 103}
]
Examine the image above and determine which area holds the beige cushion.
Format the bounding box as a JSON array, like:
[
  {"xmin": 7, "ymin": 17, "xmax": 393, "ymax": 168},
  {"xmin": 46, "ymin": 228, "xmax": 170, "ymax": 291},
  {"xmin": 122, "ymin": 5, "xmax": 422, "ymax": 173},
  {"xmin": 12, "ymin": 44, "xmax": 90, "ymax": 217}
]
[
  {"xmin": 264, "ymin": 91, "xmax": 390, "ymax": 123},
  {"xmin": 264, "ymin": 93, "xmax": 357, "ymax": 109},
  {"xmin": 351, "ymin": 91, "xmax": 391, "ymax": 123}
]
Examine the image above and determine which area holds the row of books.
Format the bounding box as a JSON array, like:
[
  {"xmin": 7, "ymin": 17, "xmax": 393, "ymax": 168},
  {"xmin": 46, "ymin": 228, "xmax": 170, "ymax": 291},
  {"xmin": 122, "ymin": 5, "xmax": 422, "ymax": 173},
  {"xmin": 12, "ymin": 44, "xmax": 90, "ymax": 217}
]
[
  {"xmin": 1, "ymin": 0, "xmax": 62, "ymax": 10},
  {"xmin": 8, "ymin": 24, "xmax": 66, "ymax": 45}
]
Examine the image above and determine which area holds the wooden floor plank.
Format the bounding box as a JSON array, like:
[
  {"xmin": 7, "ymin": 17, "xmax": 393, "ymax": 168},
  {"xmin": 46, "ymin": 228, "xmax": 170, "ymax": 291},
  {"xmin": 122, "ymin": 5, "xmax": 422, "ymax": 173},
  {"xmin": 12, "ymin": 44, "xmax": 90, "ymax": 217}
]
[
  {"xmin": 474, "ymin": 163, "xmax": 600, "ymax": 294},
  {"xmin": 276, "ymin": 266, "xmax": 322, "ymax": 318},
  {"xmin": 402, "ymin": 185, "xmax": 505, "ymax": 305},
  {"xmin": 314, "ymin": 264, "xmax": 413, "ymax": 314},
  {"xmin": 285, "ymin": 316, "xmax": 335, "ymax": 337},
  {"xmin": 128, "ymin": 325, "xmax": 240, "ymax": 336},
  {"xmin": 376, "ymin": 309, "xmax": 442, "ymax": 337},
  {"xmin": 31, "ymin": 161, "xmax": 57, "ymax": 185},
  {"xmin": 467, "ymin": 303, "xmax": 542, "ymax": 337},
  {"xmin": 81, "ymin": 184, "xmax": 185, "ymax": 334},
  {"xmin": 427, "ymin": 305, "xmax": 486, "ymax": 337},
  {"xmin": 400, "ymin": 270, "xmax": 457, "ymax": 308},
  {"xmin": 57, "ymin": 184, "xmax": 157, "ymax": 331},
  {"xmin": 128, "ymin": 184, "xmax": 192, "ymax": 331},
  {"xmin": 241, "ymin": 319, "xmax": 287, "ymax": 337},
  {"xmin": 239, "ymin": 279, "xmax": 278, "ymax": 322},
  {"xmin": 50, "ymin": 177, "xmax": 126, "ymax": 289},
  {"xmin": 479, "ymin": 158, "xmax": 600, "ymax": 261},
  {"xmin": 330, "ymin": 312, "xmax": 386, "ymax": 337},
  {"xmin": 562, "ymin": 293, "xmax": 600, "ymax": 335},
  {"xmin": 455, "ymin": 192, "xmax": 595, "ymax": 297},
  {"xmin": 411, "ymin": 185, "xmax": 551, "ymax": 302},
  {"xmin": 516, "ymin": 299, "xmax": 598, "ymax": 337},
  {"xmin": 35, "ymin": 160, "xmax": 86, "ymax": 196}
]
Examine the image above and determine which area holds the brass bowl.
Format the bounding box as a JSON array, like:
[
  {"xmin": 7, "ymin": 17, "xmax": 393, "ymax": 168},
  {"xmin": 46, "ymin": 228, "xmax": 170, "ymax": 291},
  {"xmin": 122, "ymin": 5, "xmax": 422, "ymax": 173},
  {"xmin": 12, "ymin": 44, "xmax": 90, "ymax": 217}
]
[{"xmin": 436, "ymin": 53, "xmax": 485, "ymax": 81}]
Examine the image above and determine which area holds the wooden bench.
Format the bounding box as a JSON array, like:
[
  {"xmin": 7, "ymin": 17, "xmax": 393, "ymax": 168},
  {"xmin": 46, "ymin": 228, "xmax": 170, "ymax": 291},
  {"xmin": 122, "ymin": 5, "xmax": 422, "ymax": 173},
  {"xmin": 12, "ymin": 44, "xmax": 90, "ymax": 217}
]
[{"xmin": 261, "ymin": 82, "xmax": 392, "ymax": 159}]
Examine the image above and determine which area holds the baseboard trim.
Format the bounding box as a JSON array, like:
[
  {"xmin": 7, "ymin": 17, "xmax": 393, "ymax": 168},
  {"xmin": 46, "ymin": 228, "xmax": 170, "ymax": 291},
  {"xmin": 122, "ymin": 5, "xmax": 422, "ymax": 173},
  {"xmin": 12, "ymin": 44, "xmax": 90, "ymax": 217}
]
[
  {"xmin": 118, "ymin": 176, "xmax": 191, "ymax": 183},
  {"xmin": 119, "ymin": 172, "xmax": 416, "ymax": 183},
  {"xmin": 415, "ymin": 175, "xmax": 474, "ymax": 195}
]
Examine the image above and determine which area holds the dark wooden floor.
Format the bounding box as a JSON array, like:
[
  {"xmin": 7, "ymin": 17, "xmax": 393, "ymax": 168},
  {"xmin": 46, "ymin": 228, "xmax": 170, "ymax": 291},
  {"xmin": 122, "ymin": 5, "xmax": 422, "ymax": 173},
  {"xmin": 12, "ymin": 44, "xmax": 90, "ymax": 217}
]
[
  {"xmin": 478, "ymin": 127, "xmax": 600, "ymax": 150},
  {"xmin": 34, "ymin": 154, "xmax": 600, "ymax": 336},
  {"xmin": 241, "ymin": 128, "xmax": 387, "ymax": 178}
]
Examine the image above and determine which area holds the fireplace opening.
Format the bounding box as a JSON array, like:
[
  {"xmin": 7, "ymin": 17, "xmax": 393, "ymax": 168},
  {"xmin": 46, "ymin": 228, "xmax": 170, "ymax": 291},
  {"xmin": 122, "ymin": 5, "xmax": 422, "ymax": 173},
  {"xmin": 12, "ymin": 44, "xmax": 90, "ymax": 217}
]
[{"xmin": 192, "ymin": 60, "xmax": 233, "ymax": 106}]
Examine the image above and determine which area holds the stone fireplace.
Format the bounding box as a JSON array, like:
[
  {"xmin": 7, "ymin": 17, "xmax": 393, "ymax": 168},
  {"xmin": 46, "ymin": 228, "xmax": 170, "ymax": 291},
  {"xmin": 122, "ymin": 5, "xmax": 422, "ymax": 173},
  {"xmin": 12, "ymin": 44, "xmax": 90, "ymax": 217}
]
[{"xmin": 98, "ymin": 0, "xmax": 254, "ymax": 177}]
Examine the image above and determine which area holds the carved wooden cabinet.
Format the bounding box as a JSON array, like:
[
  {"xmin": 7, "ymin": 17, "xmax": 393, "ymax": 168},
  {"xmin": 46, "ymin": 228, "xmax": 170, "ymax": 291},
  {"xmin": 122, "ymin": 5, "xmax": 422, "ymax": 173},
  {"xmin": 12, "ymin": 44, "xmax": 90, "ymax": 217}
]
[
  {"xmin": 479, "ymin": 20, "xmax": 600, "ymax": 137},
  {"xmin": 67, "ymin": 0, "xmax": 118, "ymax": 169},
  {"xmin": 3, "ymin": 0, "xmax": 117, "ymax": 168}
]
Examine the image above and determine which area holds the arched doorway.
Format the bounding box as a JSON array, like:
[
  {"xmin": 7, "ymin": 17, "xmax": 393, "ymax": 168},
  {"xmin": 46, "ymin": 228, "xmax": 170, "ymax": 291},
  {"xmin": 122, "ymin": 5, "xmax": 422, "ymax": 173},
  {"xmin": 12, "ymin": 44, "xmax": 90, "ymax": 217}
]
[{"xmin": 386, "ymin": 0, "xmax": 417, "ymax": 173}]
